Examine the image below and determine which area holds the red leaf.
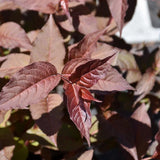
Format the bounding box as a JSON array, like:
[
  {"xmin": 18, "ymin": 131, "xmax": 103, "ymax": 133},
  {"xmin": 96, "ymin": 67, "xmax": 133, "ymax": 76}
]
[
  {"xmin": 31, "ymin": 15, "xmax": 66, "ymax": 73},
  {"xmin": 0, "ymin": 61, "xmax": 61, "ymax": 110},
  {"xmin": 68, "ymin": 27, "xmax": 108, "ymax": 60},
  {"xmin": 0, "ymin": 22, "xmax": 32, "ymax": 50},
  {"xmin": 12, "ymin": 0, "xmax": 60, "ymax": 14},
  {"xmin": 79, "ymin": 87, "xmax": 101, "ymax": 103},
  {"xmin": 65, "ymin": 83, "xmax": 91, "ymax": 145},
  {"xmin": 69, "ymin": 56, "xmax": 128, "ymax": 90},
  {"xmin": 106, "ymin": 0, "xmax": 128, "ymax": 36},
  {"xmin": 62, "ymin": 58, "xmax": 90, "ymax": 77}
]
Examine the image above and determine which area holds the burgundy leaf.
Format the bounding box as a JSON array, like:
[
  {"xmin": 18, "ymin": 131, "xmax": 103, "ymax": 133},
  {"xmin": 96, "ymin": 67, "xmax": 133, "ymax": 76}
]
[
  {"xmin": 106, "ymin": 0, "xmax": 128, "ymax": 35},
  {"xmin": 65, "ymin": 83, "xmax": 91, "ymax": 145},
  {"xmin": 62, "ymin": 58, "xmax": 90, "ymax": 77},
  {"xmin": 131, "ymin": 103, "xmax": 152, "ymax": 159},
  {"xmin": 79, "ymin": 87, "xmax": 101, "ymax": 102},
  {"xmin": 69, "ymin": 55, "xmax": 132, "ymax": 92},
  {"xmin": 0, "ymin": 53, "xmax": 30, "ymax": 78},
  {"xmin": 69, "ymin": 57, "xmax": 112, "ymax": 87},
  {"xmin": 31, "ymin": 15, "xmax": 66, "ymax": 73},
  {"xmin": 12, "ymin": 0, "xmax": 60, "ymax": 14},
  {"xmin": 68, "ymin": 27, "xmax": 108, "ymax": 60},
  {"xmin": 0, "ymin": 61, "xmax": 61, "ymax": 110},
  {"xmin": 0, "ymin": 22, "xmax": 32, "ymax": 50}
]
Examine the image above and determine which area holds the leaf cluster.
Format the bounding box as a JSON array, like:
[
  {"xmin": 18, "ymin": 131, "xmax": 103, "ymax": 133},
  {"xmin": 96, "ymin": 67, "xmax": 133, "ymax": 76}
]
[{"xmin": 0, "ymin": 0, "xmax": 159, "ymax": 160}]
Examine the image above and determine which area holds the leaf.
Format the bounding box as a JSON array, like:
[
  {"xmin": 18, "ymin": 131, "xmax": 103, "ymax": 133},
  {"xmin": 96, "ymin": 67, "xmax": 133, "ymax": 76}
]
[
  {"xmin": 106, "ymin": 0, "xmax": 128, "ymax": 35},
  {"xmin": 131, "ymin": 103, "xmax": 152, "ymax": 159},
  {"xmin": 134, "ymin": 68, "xmax": 156, "ymax": 96},
  {"xmin": 0, "ymin": 146, "xmax": 15, "ymax": 160},
  {"xmin": 67, "ymin": 56, "xmax": 133, "ymax": 91},
  {"xmin": 90, "ymin": 65, "xmax": 134, "ymax": 92},
  {"xmin": 78, "ymin": 149, "xmax": 94, "ymax": 160},
  {"xmin": 65, "ymin": 83, "xmax": 91, "ymax": 145},
  {"xmin": 62, "ymin": 58, "xmax": 90, "ymax": 88},
  {"xmin": 0, "ymin": 22, "xmax": 32, "ymax": 50},
  {"xmin": 0, "ymin": 110, "xmax": 11, "ymax": 127},
  {"xmin": 12, "ymin": 0, "xmax": 60, "ymax": 14},
  {"xmin": 30, "ymin": 94, "xmax": 64, "ymax": 146},
  {"xmin": 69, "ymin": 56, "xmax": 115, "ymax": 88},
  {"xmin": 0, "ymin": 61, "xmax": 61, "ymax": 110},
  {"xmin": 79, "ymin": 87, "xmax": 101, "ymax": 102},
  {"xmin": 91, "ymin": 42, "xmax": 119, "ymax": 65},
  {"xmin": 68, "ymin": 27, "xmax": 108, "ymax": 60},
  {"xmin": 62, "ymin": 58, "xmax": 90, "ymax": 76},
  {"xmin": 117, "ymin": 51, "xmax": 142, "ymax": 83},
  {"xmin": 0, "ymin": 53, "xmax": 30, "ymax": 78},
  {"xmin": 31, "ymin": 15, "xmax": 65, "ymax": 73},
  {"xmin": 0, "ymin": 0, "xmax": 18, "ymax": 11}
]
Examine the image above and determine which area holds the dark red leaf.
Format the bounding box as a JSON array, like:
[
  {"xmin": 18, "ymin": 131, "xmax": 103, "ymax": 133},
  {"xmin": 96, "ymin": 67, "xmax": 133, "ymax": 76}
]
[
  {"xmin": 79, "ymin": 87, "xmax": 101, "ymax": 102},
  {"xmin": 65, "ymin": 83, "xmax": 91, "ymax": 145},
  {"xmin": 68, "ymin": 27, "xmax": 108, "ymax": 60},
  {"xmin": 0, "ymin": 61, "xmax": 61, "ymax": 110}
]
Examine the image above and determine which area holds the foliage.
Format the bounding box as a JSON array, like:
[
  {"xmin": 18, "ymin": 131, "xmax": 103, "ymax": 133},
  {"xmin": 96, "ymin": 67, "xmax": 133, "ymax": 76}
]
[{"xmin": 0, "ymin": 0, "xmax": 159, "ymax": 159}]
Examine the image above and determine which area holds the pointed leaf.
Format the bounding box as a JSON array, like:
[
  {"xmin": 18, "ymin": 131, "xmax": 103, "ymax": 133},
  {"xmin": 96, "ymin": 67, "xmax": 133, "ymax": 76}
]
[
  {"xmin": 0, "ymin": 61, "xmax": 61, "ymax": 110},
  {"xmin": 69, "ymin": 57, "xmax": 113, "ymax": 87},
  {"xmin": 0, "ymin": 53, "xmax": 30, "ymax": 78},
  {"xmin": 31, "ymin": 15, "xmax": 65, "ymax": 73},
  {"xmin": 65, "ymin": 83, "xmax": 91, "ymax": 145},
  {"xmin": 79, "ymin": 87, "xmax": 101, "ymax": 102},
  {"xmin": 90, "ymin": 64, "xmax": 134, "ymax": 91},
  {"xmin": 68, "ymin": 27, "xmax": 108, "ymax": 60},
  {"xmin": 106, "ymin": 0, "xmax": 128, "ymax": 35},
  {"xmin": 62, "ymin": 58, "xmax": 90, "ymax": 77},
  {"xmin": 12, "ymin": 0, "xmax": 60, "ymax": 14},
  {"xmin": 69, "ymin": 56, "xmax": 132, "ymax": 92},
  {"xmin": 91, "ymin": 42, "xmax": 119, "ymax": 65},
  {"xmin": 0, "ymin": 22, "xmax": 32, "ymax": 50}
]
